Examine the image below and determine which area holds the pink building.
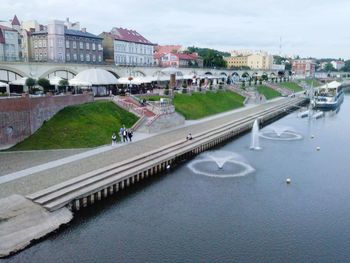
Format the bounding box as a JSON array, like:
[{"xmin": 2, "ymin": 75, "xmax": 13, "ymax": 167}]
[
  {"xmin": 159, "ymin": 52, "xmax": 203, "ymax": 68},
  {"xmin": 292, "ymin": 59, "xmax": 316, "ymax": 78}
]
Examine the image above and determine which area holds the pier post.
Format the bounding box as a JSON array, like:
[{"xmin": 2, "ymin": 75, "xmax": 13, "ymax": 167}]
[
  {"xmin": 103, "ymin": 188, "xmax": 108, "ymax": 198},
  {"xmin": 97, "ymin": 191, "xmax": 102, "ymax": 200},
  {"xmin": 90, "ymin": 194, "xmax": 95, "ymax": 204},
  {"xmin": 74, "ymin": 199, "xmax": 80, "ymax": 211}
]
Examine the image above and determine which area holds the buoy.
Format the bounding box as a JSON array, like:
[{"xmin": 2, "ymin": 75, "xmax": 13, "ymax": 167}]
[
  {"xmin": 310, "ymin": 135, "xmax": 314, "ymax": 139},
  {"xmin": 286, "ymin": 178, "xmax": 291, "ymax": 184},
  {"xmin": 316, "ymin": 146, "xmax": 320, "ymax": 151}
]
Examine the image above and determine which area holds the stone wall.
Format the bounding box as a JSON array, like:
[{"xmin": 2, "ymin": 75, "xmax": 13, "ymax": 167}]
[{"xmin": 0, "ymin": 94, "xmax": 93, "ymax": 148}]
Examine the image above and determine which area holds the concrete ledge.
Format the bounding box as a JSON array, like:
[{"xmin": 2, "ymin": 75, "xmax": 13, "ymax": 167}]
[{"xmin": 0, "ymin": 195, "xmax": 73, "ymax": 258}]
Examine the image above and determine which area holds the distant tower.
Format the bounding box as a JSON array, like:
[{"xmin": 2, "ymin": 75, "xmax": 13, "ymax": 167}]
[{"xmin": 279, "ymin": 36, "xmax": 282, "ymax": 56}]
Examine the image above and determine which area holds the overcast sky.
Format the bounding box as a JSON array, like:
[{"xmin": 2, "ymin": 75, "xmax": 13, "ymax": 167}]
[{"xmin": 2, "ymin": 0, "xmax": 349, "ymax": 59}]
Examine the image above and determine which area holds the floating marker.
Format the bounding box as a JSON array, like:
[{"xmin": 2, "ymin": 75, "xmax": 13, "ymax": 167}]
[
  {"xmin": 316, "ymin": 146, "xmax": 320, "ymax": 151},
  {"xmin": 286, "ymin": 178, "xmax": 291, "ymax": 184}
]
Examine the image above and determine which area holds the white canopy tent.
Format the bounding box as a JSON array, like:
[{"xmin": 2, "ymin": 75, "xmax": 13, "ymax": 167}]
[
  {"xmin": 69, "ymin": 69, "xmax": 118, "ymax": 96},
  {"xmin": 0, "ymin": 81, "xmax": 10, "ymax": 94},
  {"xmin": 10, "ymin": 77, "xmax": 28, "ymax": 86},
  {"xmin": 48, "ymin": 76, "xmax": 64, "ymax": 86},
  {"xmin": 318, "ymin": 81, "xmax": 342, "ymax": 89},
  {"xmin": 70, "ymin": 68, "xmax": 118, "ymax": 85}
]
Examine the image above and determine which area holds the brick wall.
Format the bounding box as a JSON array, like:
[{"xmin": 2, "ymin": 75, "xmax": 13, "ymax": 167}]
[{"xmin": 0, "ymin": 94, "xmax": 93, "ymax": 147}]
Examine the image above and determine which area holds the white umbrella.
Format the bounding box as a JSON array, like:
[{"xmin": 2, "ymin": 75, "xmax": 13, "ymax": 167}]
[
  {"xmin": 10, "ymin": 77, "xmax": 28, "ymax": 85},
  {"xmin": 0, "ymin": 81, "xmax": 9, "ymax": 88},
  {"xmin": 72, "ymin": 68, "xmax": 118, "ymax": 85},
  {"xmin": 48, "ymin": 76, "xmax": 63, "ymax": 86},
  {"xmin": 160, "ymin": 67, "xmax": 181, "ymax": 75},
  {"xmin": 69, "ymin": 78, "xmax": 92, "ymax": 86}
]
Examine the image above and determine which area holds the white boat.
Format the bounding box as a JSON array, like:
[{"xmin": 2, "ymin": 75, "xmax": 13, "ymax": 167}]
[{"xmin": 314, "ymin": 81, "xmax": 344, "ymax": 109}]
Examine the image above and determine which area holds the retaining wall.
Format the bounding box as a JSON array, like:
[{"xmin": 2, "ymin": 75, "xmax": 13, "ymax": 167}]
[{"xmin": 0, "ymin": 94, "xmax": 93, "ymax": 147}]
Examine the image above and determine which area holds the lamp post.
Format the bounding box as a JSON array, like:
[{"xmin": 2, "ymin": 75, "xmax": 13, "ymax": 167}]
[{"xmin": 128, "ymin": 76, "xmax": 133, "ymax": 95}]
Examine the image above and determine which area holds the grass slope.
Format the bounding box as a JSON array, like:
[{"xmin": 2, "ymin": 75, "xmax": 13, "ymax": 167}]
[
  {"xmin": 10, "ymin": 101, "xmax": 139, "ymax": 150},
  {"xmin": 280, "ymin": 82, "xmax": 303, "ymax": 92},
  {"xmin": 304, "ymin": 79, "xmax": 321, "ymax": 87},
  {"xmin": 257, "ymin": 85, "xmax": 281, "ymax": 100},
  {"xmin": 173, "ymin": 90, "xmax": 244, "ymax": 120}
]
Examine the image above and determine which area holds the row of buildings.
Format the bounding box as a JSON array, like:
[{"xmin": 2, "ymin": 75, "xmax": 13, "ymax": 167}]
[
  {"xmin": 0, "ymin": 15, "xmax": 203, "ymax": 68},
  {"xmin": 224, "ymin": 51, "xmax": 274, "ymax": 70}
]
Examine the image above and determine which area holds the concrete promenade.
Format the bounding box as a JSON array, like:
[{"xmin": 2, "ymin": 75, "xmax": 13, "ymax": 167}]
[{"xmin": 0, "ymin": 97, "xmax": 302, "ymax": 199}]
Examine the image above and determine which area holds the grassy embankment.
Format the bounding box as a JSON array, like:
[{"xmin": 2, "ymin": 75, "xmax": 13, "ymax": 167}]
[
  {"xmin": 173, "ymin": 90, "xmax": 245, "ymax": 120},
  {"xmin": 280, "ymin": 82, "xmax": 303, "ymax": 92},
  {"xmin": 304, "ymin": 79, "xmax": 321, "ymax": 87},
  {"xmin": 10, "ymin": 101, "xmax": 138, "ymax": 150},
  {"xmin": 257, "ymin": 85, "xmax": 281, "ymax": 100}
]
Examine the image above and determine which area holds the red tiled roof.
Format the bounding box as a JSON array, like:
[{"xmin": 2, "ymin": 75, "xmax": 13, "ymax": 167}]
[
  {"xmin": 155, "ymin": 45, "xmax": 182, "ymax": 54},
  {"xmin": 174, "ymin": 53, "xmax": 198, "ymax": 60},
  {"xmin": 110, "ymin": 27, "xmax": 154, "ymax": 45},
  {"xmin": 11, "ymin": 15, "xmax": 20, "ymax": 26},
  {"xmin": 0, "ymin": 30, "xmax": 5, "ymax": 44}
]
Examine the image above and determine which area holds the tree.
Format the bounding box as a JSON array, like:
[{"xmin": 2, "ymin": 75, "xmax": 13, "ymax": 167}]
[
  {"xmin": 187, "ymin": 46, "xmax": 228, "ymax": 68},
  {"xmin": 25, "ymin": 77, "xmax": 36, "ymax": 94},
  {"xmin": 59, "ymin": 79, "xmax": 69, "ymax": 92},
  {"xmin": 324, "ymin": 62, "xmax": 335, "ymax": 72},
  {"xmin": 343, "ymin": 60, "xmax": 350, "ymax": 72},
  {"xmin": 37, "ymin": 78, "xmax": 51, "ymax": 92},
  {"xmin": 164, "ymin": 84, "xmax": 169, "ymax": 95}
]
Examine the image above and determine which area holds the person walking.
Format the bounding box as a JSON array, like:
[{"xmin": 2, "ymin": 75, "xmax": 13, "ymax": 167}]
[
  {"xmin": 122, "ymin": 126, "xmax": 128, "ymax": 142},
  {"xmin": 127, "ymin": 129, "xmax": 133, "ymax": 142},
  {"xmin": 111, "ymin": 132, "xmax": 117, "ymax": 146},
  {"xmin": 119, "ymin": 126, "xmax": 125, "ymax": 142}
]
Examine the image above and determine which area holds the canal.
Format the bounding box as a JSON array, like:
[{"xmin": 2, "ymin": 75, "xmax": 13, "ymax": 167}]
[{"xmin": 4, "ymin": 92, "xmax": 350, "ymax": 263}]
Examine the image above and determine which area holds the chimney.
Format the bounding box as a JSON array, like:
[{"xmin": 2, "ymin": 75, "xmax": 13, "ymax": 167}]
[
  {"xmin": 66, "ymin": 17, "xmax": 69, "ymax": 22},
  {"xmin": 81, "ymin": 28, "xmax": 86, "ymax": 32}
]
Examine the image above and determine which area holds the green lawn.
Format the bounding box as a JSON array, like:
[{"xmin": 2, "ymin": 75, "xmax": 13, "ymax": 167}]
[
  {"xmin": 138, "ymin": 95, "xmax": 162, "ymax": 101},
  {"xmin": 257, "ymin": 85, "xmax": 281, "ymax": 100},
  {"xmin": 304, "ymin": 79, "xmax": 321, "ymax": 87},
  {"xmin": 173, "ymin": 90, "xmax": 245, "ymax": 120},
  {"xmin": 10, "ymin": 101, "xmax": 139, "ymax": 150},
  {"xmin": 280, "ymin": 82, "xmax": 303, "ymax": 92}
]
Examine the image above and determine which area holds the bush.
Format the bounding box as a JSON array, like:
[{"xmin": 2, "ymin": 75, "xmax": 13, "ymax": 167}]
[
  {"xmin": 37, "ymin": 78, "xmax": 51, "ymax": 92},
  {"xmin": 182, "ymin": 88, "xmax": 188, "ymax": 94},
  {"xmin": 164, "ymin": 84, "xmax": 169, "ymax": 96}
]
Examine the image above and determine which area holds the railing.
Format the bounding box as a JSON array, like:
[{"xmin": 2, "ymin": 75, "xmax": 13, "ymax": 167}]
[{"xmin": 113, "ymin": 96, "xmax": 145, "ymax": 117}]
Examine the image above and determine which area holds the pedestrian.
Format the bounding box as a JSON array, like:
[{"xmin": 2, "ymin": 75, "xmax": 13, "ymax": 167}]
[
  {"xmin": 186, "ymin": 133, "xmax": 193, "ymax": 140},
  {"xmin": 127, "ymin": 129, "xmax": 133, "ymax": 142},
  {"xmin": 111, "ymin": 132, "xmax": 117, "ymax": 146},
  {"xmin": 123, "ymin": 127, "xmax": 128, "ymax": 142},
  {"xmin": 119, "ymin": 126, "xmax": 125, "ymax": 142}
]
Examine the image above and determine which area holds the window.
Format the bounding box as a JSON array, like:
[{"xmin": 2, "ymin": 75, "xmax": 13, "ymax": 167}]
[
  {"xmin": 92, "ymin": 43, "xmax": 96, "ymax": 50},
  {"xmin": 35, "ymin": 53, "xmax": 39, "ymax": 60},
  {"xmin": 92, "ymin": 55, "xmax": 96, "ymax": 62},
  {"xmin": 80, "ymin": 54, "xmax": 84, "ymax": 61},
  {"xmin": 98, "ymin": 55, "xmax": 102, "ymax": 62},
  {"xmin": 86, "ymin": 54, "xmax": 90, "ymax": 62},
  {"xmin": 73, "ymin": 41, "xmax": 76, "ymax": 49},
  {"xmin": 38, "ymin": 40, "xmax": 42, "ymax": 48},
  {"xmin": 66, "ymin": 41, "xmax": 70, "ymax": 48},
  {"xmin": 73, "ymin": 53, "xmax": 77, "ymax": 61},
  {"xmin": 39, "ymin": 53, "xmax": 42, "ymax": 60},
  {"xmin": 58, "ymin": 39, "xmax": 64, "ymax": 48},
  {"xmin": 86, "ymin": 43, "xmax": 89, "ymax": 50},
  {"xmin": 43, "ymin": 40, "xmax": 46, "ymax": 47},
  {"xmin": 44, "ymin": 52, "xmax": 47, "ymax": 58},
  {"xmin": 80, "ymin": 42, "xmax": 84, "ymax": 49},
  {"xmin": 34, "ymin": 40, "xmax": 38, "ymax": 48},
  {"xmin": 98, "ymin": 43, "xmax": 102, "ymax": 51},
  {"xmin": 66, "ymin": 54, "xmax": 70, "ymax": 61}
]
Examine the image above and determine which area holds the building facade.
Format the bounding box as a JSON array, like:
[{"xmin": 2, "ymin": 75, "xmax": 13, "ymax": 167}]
[
  {"xmin": 100, "ymin": 27, "xmax": 155, "ymax": 66},
  {"xmin": 224, "ymin": 56, "xmax": 248, "ymax": 69},
  {"xmin": 0, "ymin": 25, "xmax": 20, "ymax": 61},
  {"xmin": 160, "ymin": 52, "xmax": 203, "ymax": 68},
  {"xmin": 331, "ymin": 60, "xmax": 345, "ymax": 70},
  {"xmin": 30, "ymin": 20, "xmax": 103, "ymax": 64},
  {"xmin": 292, "ymin": 59, "xmax": 316, "ymax": 78}
]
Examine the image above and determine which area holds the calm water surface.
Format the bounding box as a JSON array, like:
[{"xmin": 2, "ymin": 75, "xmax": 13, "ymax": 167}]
[{"xmin": 5, "ymin": 92, "xmax": 350, "ymax": 263}]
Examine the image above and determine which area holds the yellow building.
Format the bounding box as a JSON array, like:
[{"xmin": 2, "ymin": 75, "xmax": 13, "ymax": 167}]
[
  {"xmin": 247, "ymin": 53, "xmax": 273, "ymax": 70},
  {"xmin": 224, "ymin": 55, "xmax": 248, "ymax": 68},
  {"xmin": 225, "ymin": 52, "xmax": 273, "ymax": 70}
]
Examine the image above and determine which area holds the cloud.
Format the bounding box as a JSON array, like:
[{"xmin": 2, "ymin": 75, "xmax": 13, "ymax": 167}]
[{"xmin": 1, "ymin": 0, "xmax": 349, "ymax": 59}]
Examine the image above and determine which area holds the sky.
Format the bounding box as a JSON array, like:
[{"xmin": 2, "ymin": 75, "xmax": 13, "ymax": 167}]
[{"xmin": 1, "ymin": 0, "xmax": 350, "ymax": 59}]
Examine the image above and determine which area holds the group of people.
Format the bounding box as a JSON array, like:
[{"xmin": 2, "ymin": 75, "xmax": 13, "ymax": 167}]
[{"xmin": 111, "ymin": 125, "xmax": 133, "ymax": 146}]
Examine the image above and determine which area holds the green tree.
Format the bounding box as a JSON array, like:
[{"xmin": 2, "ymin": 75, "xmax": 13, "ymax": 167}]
[
  {"xmin": 187, "ymin": 46, "xmax": 228, "ymax": 68},
  {"xmin": 37, "ymin": 78, "xmax": 51, "ymax": 92},
  {"xmin": 25, "ymin": 77, "xmax": 36, "ymax": 94},
  {"xmin": 164, "ymin": 84, "xmax": 169, "ymax": 95},
  {"xmin": 343, "ymin": 60, "xmax": 350, "ymax": 72},
  {"xmin": 324, "ymin": 62, "xmax": 335, "ymax": 72}
]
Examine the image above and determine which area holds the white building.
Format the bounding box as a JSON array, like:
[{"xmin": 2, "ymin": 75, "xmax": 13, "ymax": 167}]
[
  {"xmin": 101, "ymin": 27, "xmax": 155, "ymax": 66},
  {"xmin": 331, "ymin": 61, "xmax": 345, "ymax": 70}
]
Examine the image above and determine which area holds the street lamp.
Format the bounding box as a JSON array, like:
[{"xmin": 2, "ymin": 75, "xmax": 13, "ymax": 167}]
[{"xmin": 128, "ymin": 76, "xmax": 133, "ymax": 95}]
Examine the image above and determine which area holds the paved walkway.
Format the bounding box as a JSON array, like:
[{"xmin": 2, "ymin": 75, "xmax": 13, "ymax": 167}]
[{"xmin": 0, "ymin": 97, "xmax": 300, "ymax": 199}]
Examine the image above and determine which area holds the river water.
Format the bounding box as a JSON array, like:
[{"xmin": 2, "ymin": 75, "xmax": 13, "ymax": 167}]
[{"xmin": 5, "ymin": 92, "xmax": 350, "ymax": 263}]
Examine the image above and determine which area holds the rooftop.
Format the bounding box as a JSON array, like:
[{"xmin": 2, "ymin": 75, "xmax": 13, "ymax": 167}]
[
  {"xmin": 11, "ymin": 15, "xmax": 20, "ymax": 26},
  {"xmin": 110, "ymin": 27, "xmax": 154, "ymax": 45},
  {"xmin": 31, "ymin": 28, "xmax": 102, "ymax": 39}
]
